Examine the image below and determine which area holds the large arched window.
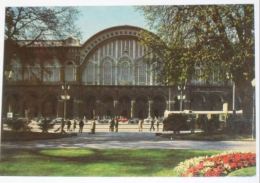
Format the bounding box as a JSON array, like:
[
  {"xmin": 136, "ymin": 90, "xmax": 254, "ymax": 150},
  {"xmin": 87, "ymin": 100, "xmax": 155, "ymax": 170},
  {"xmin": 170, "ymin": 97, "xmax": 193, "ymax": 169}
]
[
  {"xmin": 102, "ymin": 60, "xmax": 113, "ymax": 85},
  {"xmin": 11, "ymin": 59, "xmax": 22, "ymax": 81},
  {"xmin": 83, "ymin": 62, "xmax": 95, "ymax": 85},
  {"xmin": 118, "ymin": 60, "xmax": 131, "ymax": 85},
  {"xmin": 65, "ymin": 62, "xmax": 76, "ymax": 82},
  {"xmin": 151, "ymin": 62, "xmax": 158, "ymax": 85},
  {"xmin": 136, "ymin": 61, "xmax": 146, "ymax": 85},
  {"xmin": 192, "ymin": 63, "xmax": 205, "ymax": 85},
  {"xmin": 43, "ymin": 61, "xmax": 60, "ymax": 82},
  {"xmin": 24, "ymin": 63, "xmax": 41, "ymax": 81}
]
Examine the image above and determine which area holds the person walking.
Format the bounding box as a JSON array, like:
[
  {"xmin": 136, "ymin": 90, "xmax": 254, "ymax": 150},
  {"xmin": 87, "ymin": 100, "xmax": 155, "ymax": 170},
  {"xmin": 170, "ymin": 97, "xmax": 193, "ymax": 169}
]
[
  {"xmin": 90, "ymin": 119, "xmax": 96, "ymax": 134},
  {"xmin": 138, "ymin": 119, "xmax": 143, "ymax": 132},
  {"xmin": 109, "ymin": 118, "xmax": 115, "ymax": 132},
  {"xmin": 73, "ymin": 119, "xmax": 77, "ymax": 132},
  {"xmin": 79, "ymin": 119, "xmax": 84, "ymax": 133},
  {"xmin": 61, "ymin": 118, "xmax": 66, "ymax": 134},
  {"xmin": 150, "ymin": 117, "xmax": 155, "ymax": 131},
  {"xmin": 115, "ymin": 118, "xmax": 119, "ymax": 132},
  {"xmin": 67, "ymin": 119, "xmax": 71, "ymax": 132},
  {"xmin": 155, "ymin": 117, "xmax": 160, "ymax": 132}
]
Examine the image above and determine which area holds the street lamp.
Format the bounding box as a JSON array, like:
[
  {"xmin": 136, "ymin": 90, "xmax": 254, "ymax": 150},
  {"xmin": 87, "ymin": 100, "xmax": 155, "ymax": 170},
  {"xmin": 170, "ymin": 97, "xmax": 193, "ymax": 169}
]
[
  {"xmin": 251, "ymin": 78, "xmax": 255, "ymax": 140},
  {"xmin": 61, "ymin": 83, "xmax": 70, "ymax": 121},
  {"xmin": 177, "ymin": 85, "xmax": 186, "ymax": 111},
  {"xmin": 226, "ymin": 73, "xmax": 236, "ymax": 114}
]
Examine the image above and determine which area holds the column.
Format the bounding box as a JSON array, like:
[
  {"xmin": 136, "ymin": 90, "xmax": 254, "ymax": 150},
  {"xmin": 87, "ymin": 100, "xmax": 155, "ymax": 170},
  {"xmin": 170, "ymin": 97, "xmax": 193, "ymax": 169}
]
[
  {"xmin": 57, "ymin": 99, "xmax": 63, "ymax": 118},
  {"xmin": 113, "ymin": 99, "xmax": 118, "ymax": 117},
  {"xmin": 95, "ymin": 100, "xmax": 101, "ymax": 119},
  {"xmin": 73, "ymin": 99, "xmax": 81, "ymax": 118},
  {"xmin": 131, "ymin": 100, "xmax": 136, "ymax": 118},
  {"xmin": 148, "ymin": 100, "xmax": 153, "ymax": 118}
]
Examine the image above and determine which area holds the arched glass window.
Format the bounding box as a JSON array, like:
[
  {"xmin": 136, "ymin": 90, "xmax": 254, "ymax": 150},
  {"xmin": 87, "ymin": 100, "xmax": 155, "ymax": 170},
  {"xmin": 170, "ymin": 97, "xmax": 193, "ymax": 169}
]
[
  {"xmin": 24, "ymin": 63, "xmax": 41, "ymax": 81},
  {"xmin": 192, "ymin": 63, "xmax": 205, "ymax": 85},
  {"xmin": 65, "ymin": 62, "xmax": 76, "ymax": 82},
  {"xmin": 11, "ymin": 59, "xmax": 22, "ymax": 81},
  {"xmin": 136, "ymin": 62, "xmax": 146, "ymax": 85},
  {"xmin": 118, "ymin": 60, "xmax": 131, "ymax": 85},
  {"xmin": 102, "ymin": 61, "xmax": 112, "ymax": 85},
  {"xmin": 83, "ymin": 62, "xmax": 95, "ymax": 85},
  {"xmin": 43, "ymin": 61, "xmax": 60, "ymax": 82},
  {"xmin": 151, "ymin": 63, "xmax": 158, "ymax": 85}
]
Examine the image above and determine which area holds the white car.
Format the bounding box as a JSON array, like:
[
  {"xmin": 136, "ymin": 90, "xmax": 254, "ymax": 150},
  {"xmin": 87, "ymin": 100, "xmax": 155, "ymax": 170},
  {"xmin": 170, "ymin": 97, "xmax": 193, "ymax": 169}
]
[{"xmin": 144, "ymin": 117, "xmax": 153, "ymax": 123}]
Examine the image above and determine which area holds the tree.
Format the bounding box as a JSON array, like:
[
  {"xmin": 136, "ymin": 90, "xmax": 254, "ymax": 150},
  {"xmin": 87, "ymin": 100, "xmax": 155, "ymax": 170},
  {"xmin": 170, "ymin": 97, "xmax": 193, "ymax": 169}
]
[
  {"xmin": 137, "ymin": 5, "xmax": 254, "ymax": 86},
  {"xmin": 37, "ymin": 118, "xmax": 55, "ymax": 133},
  {"xmin": 4, "ymin": 7, "xmax": 81, "ymax": 71}
]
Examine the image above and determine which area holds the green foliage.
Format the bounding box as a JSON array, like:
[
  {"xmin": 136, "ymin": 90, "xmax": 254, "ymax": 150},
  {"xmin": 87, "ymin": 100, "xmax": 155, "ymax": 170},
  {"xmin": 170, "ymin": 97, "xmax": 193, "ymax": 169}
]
[
  {"xmin": 226, "ymin": 115, "xmax": 252, "ymax": 134},
  {"xmin": 37, "ymin": 118, "xmax": 55, "ymax": 133},
  {"xmin": 228, "ymin": 166, "xmax": 256, "ymax": 176},
  {"xmin": 163, "ymin": 114, "xmax": 189, "ymax": 132},
  {"xmin": 4, "ymin": 118, "xmax": 31, "ymax": 132},
  {"xmin": 4, "ymin": 7, "xmax": 81, "ymax": 71},
  {"xmin": 137, "ymin": 5, "xmax": 254, "ymax": 85}
]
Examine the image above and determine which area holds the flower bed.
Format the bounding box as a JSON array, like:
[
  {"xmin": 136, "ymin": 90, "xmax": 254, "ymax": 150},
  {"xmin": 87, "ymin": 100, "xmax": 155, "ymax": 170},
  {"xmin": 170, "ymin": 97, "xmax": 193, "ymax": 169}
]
[{"xmin": 173, "ymin": 152, "xmax": 256, "ymax": 177}]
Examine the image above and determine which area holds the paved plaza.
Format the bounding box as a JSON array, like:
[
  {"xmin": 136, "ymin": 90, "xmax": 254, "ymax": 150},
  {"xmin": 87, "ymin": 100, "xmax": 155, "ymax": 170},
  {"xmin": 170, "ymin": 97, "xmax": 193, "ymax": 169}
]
[{"xmin": 2, "ymin": 131, "xmax": 256, "ymax": 152}]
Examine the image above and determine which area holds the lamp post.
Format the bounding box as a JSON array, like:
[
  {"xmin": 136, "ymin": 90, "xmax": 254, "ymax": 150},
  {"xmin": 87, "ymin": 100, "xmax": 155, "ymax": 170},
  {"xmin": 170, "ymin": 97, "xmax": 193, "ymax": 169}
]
[
  {"xmin": 226, "ymin": 73, "xmax": 236, "ymax": 114},
  {"xmin": 61, "ymin": 83, "xmax": 70, "ymax": 121},
  {"xmin": 177, "ymin": 85, "xmax": 186, "ymax": 111},
  {"xmin": 251, "ymin": 78, "xmax": 255, "ymax": 140}
]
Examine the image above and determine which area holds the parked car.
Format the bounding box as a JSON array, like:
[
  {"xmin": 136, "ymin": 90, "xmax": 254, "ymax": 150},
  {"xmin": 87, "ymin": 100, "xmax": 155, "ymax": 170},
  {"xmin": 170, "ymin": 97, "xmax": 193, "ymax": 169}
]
[
  {"xmin": 51, "ymin": 117, "xmax": 63, "ymax": 124},
  {"xmin": 144, "ymin": 117, "xmax": 153, "ymax": 123},
  {"xmin": 117, "ymin": 117, "xmax": 128, "ymax": 123},
  {"xmin": 128, "ymin": 118, "xmax": 139, "ymax": 124}
]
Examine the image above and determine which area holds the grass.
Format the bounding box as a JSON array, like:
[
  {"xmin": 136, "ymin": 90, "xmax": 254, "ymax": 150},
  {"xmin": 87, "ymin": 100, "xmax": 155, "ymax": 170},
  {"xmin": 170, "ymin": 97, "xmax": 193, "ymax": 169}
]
[
  {"xmin": 0, "ymin": 148, "xmax": 256, "ymax": 176},
  {"xmin": 0, "ymin": 148, "xmax": 221, "ymax": 176},
  {"xmin": 160, "ymin": 132, "xmax": 253, "ymax": 141},
  {"xmin": 228, "ymin": 167, "xmax": 256, "ymax": 176}
]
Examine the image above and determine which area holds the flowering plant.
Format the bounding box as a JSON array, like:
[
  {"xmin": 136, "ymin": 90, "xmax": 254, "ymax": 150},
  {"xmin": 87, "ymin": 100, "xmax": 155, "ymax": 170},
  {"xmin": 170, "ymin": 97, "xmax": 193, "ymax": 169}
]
[{"xmin": 173, "ymin": 151, "xmax": 256, "ymax": 177}]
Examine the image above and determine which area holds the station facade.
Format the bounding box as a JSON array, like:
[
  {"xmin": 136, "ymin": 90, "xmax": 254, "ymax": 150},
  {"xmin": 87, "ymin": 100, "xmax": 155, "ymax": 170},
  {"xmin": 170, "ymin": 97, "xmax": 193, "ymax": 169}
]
[{"xmin": 3, "ymin": 25, "xmax": 238, "ymax": 120}]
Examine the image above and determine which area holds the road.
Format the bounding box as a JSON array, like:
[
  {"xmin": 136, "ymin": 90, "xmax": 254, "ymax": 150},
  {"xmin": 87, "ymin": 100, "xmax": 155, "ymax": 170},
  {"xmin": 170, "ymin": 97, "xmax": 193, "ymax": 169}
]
[{"xmin": 2, "ymin": 132, "xmax": 256, "ymax": 152}]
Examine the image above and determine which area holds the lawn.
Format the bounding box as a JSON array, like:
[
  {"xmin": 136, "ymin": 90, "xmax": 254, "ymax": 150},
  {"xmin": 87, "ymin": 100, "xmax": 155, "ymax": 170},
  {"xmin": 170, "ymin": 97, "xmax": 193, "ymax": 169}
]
[
  {"xmin": 0, "ymin": 148, "xmax": 256, "ymax": 176},
  {"xmin": 160, "ymin": 132, "xmax": 253, "ymax": 141}
]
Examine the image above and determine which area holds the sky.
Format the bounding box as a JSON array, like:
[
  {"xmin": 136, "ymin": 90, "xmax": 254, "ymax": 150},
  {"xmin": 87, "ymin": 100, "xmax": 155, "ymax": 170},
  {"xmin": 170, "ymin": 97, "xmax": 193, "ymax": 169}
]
[{"xmin": 76, "ymin": 6, "xmax": 148, "ymax": 42}]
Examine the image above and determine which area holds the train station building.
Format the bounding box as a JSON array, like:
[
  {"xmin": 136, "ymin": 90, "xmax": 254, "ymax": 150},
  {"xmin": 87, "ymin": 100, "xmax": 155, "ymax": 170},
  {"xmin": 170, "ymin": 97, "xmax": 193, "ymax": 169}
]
[{"xmin": 2, "ymin": 25, "xmax": 246, "ymax": 120}]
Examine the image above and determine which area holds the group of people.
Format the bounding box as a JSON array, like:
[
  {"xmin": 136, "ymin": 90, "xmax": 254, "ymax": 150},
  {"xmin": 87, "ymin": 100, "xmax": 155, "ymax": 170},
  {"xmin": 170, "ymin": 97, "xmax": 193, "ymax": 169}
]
[
  {"xmin": 58, "ymin": 116, "xmax": 162, "ymax": 134},
  {"xmin": 60, "ymin": 118, "xmax": 96, "ymax": 134},
  {"xmin": 108, "ymin": 118, "xmax": 119, "ymax": 132},
  {"xmin": 138, "ymin": 117, "xmax": 161, "ymax": 132}
]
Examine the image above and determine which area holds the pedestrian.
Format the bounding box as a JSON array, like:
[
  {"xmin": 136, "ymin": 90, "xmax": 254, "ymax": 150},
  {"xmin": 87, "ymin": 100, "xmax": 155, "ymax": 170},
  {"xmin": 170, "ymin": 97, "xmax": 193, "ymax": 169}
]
[
  {"xmin": 115, "ymin": 118, "xmax": 119, "ymax": 132},
  {"xmin": 79, "ymin": 119, "xmax": 84, "ymax": 133},
  {"xmin": 138, "ymin": 119, "xmax": 143, "ymax": 132},
  {"xmin": 61, "ymin": 118, "xmax": 66, "ymax": 133},
  {"xmin": 150, "ymin": 117, "xmax": 155, "ymax": 131},
  {"xmin": 109, "ymin": 118, "xmax": 115, "ymax": 132},
  {"xmin": 155, "ymin": 117, "xmax": 160, "ymax": 131},
  {"xmin": 73, "ymin": 119, "xmax": 77, "ymax": 131},
  {"xmin": 90, "ymin": 119, "xmax": 96, "ymax": 134},
  {"xmin": 67, "ymin": 119, "xmax": 71, "ymax": 132}
]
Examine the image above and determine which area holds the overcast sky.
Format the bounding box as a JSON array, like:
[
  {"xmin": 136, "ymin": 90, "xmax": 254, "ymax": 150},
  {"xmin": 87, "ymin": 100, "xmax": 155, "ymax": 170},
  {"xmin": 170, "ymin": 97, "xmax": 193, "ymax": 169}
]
[{"xmin": 76, "ymin": 6, "xmax": 148, "ymax": 42}]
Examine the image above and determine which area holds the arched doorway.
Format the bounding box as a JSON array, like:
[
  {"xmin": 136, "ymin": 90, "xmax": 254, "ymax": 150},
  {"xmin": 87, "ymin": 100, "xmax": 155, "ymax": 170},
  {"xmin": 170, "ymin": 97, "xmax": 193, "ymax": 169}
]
[
  {"xmin": 153, "ymin": 96, "xmax": 166, "ymax": 117},
  {"xmin": 102, "ymin": 95, "xmax": 114, "ymax": 118},
  {"xmin": 135, "ymin": 96, "xmax": 148, "ymax": 119},
  {"xmin": 84, "ymin": 96, "xmax": 96, "ymax": 119},
  {"xmin": 118, "ymin": 96, "xmax": 131, "ymax": 118},
  {"xmin": 42, "ymin": 95, "xmax": 58, "ymax": 118}
]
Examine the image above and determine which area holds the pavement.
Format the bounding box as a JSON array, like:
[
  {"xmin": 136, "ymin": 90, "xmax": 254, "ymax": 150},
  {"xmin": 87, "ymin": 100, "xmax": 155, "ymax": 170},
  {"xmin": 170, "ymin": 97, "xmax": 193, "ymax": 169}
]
[{"xmin": 2, "ymin": 132, "xmax": 256, "ymax": 152}]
